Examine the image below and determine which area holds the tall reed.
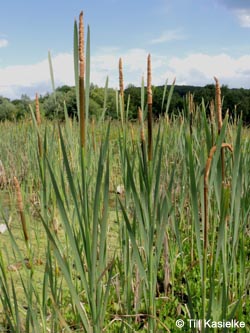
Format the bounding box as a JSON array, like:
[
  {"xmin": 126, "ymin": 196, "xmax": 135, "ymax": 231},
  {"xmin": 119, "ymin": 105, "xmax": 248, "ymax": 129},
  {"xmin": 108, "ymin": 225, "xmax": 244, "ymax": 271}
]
[
  {"xmin": 147, "ymin": 54, "xmax": 153, "ymax": 162},
  {"xmin": 214, "ymin": 77, "xmax": 225, "ymax": 182},
  {"xmin": 79, "ymin": 11, "xmax": 85, "ymax": 149}
]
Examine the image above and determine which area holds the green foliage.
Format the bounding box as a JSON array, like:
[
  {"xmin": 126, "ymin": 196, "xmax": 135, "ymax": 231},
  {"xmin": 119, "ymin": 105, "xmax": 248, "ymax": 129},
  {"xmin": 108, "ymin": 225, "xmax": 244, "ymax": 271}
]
[
  {"xmin": 0, "ymin": 97, "xmax": 18, "ymax": 121},
  {"xmin": 1, "ymin": 83, "xmax": 250, "ymax": 123}
]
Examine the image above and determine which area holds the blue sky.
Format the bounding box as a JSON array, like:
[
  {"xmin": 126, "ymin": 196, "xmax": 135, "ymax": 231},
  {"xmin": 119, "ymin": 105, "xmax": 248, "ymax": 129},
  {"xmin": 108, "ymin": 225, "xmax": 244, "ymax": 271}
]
[{"xmin": 1, "ymin": 0, "xmax": 250, "ymax": 99}]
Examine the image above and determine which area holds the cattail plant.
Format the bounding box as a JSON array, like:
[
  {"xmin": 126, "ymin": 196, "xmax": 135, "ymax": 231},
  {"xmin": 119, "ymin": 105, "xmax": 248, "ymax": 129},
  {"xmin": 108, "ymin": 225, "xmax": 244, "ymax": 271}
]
[
  {"xmin": 147, "ymin": 54, "xmax": 153, "ymax": 161},
  {"xmin": 203, "ymin": 142, "xmax": 233, "ymax": 326},
  {"xmin": 204, "ymin": 143, "xmax": 233, "ymax": 249},
  {"xmin": 214, "ymin": 77, "xmax": 222, "ymax": 132},
  {"xmin": 214, "ymin": 77, "xmax": 225, "ymax": 181},
  {"xmin": 13, "ymin": 176, "xmax": 29, "ymax": 244},
  {"xmin": 119, "ymin": 57, "xmax": 124, "ymax": 126},
  {"xmin": 79, "ymin": 11, "xmax": 85, "ymax": 149}
]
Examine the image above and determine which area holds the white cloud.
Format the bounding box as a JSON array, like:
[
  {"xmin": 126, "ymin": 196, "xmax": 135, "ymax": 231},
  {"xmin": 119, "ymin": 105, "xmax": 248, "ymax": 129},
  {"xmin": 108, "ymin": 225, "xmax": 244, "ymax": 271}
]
[
  {"xmin": 0, "ymin": 53, "xmax": 75, "ymax": 99},
  {"xmin": 150, "ymin": 30, "xmax": 186, "ymax": 44},
  {"xmin": 216, "ymin": 1, "xmax": 250, "ymax": 27},
  {"xmin": 235, "ymin": 9, "xmax": 250, "ymax": 27},
  {"xmin": 0, "ymin": 39, "xmax": 8, "ymax": 48},
  {"xmin": 1, "ymin": 50, "xmax": 250, "ymax": 99},
  {"xmin": 166, "ymin": 53, "xmax": 250, "ymax": 87}
]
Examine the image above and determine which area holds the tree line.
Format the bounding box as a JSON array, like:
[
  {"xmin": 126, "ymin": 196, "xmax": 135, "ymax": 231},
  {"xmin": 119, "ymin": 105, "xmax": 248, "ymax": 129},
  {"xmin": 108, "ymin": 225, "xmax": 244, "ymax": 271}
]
[{"xmin": 1, "ymin": 83, "xmax": 250, "ymax": 122}]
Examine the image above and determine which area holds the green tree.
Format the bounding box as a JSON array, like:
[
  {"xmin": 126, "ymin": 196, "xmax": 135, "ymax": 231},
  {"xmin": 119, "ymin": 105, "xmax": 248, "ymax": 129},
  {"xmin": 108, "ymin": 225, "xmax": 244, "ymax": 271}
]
[
  {"xmin": 12, "ymin": 94, "xmax": 31, "ymax": 120},
  {"xmin": 42, "ymin": 91, "xmax": 65, "ymax": 120},
  {"xmin": 0, "ymin": 97, "xmax": 18, "ymax": 121}
]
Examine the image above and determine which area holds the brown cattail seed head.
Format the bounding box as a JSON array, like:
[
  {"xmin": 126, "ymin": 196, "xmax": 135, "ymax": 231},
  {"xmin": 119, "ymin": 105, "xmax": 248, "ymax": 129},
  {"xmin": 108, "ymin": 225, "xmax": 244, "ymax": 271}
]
[
  {"xmin": 138, "ymin": 107, "xmax": 145, "ymax": 142},
  {"xmin": 210, "ymin": 99, "xmax": 215, "ymax": 122},
  {"xmin": 188, "ymin": 92, "xmax": 194, "ymax": 114},
  {"xmin": 214, "ymin": 76, "xmax": 222, "ymax": 131},
  {"xmin": 13, "ymin": 176, "xmax": 23, "ymax": 213},
  {"xmin": 147, "ymin": 54, "xmax": 152, "ymax": 105},
  {"xmin": 35, "ymin": 93, "xmax": 41, "ymax": 126},
  {"xmin": 119, "ymin": 57, "xmax": 124, "ymax": 99},
  {"xmin": 79, "ymin": 11, "xmax": 84, "ymax": 78}
]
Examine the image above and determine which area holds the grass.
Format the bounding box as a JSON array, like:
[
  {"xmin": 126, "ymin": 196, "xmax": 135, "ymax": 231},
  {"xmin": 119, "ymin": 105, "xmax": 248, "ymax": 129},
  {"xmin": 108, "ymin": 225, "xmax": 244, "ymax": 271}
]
[
  {"xmin": 0, "ymin": 115, "xmax": 249, "ymax": 332},
  {"xmin": 0, "ymin": 11, "xmax": 250, "ymax": 333}
]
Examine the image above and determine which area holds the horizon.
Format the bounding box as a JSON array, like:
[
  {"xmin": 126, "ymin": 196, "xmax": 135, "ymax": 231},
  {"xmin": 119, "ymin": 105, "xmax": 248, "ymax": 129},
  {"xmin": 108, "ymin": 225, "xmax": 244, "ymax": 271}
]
[{"xmin": 1, "ymin": 0, "xmax": 250, "ymax": 99}]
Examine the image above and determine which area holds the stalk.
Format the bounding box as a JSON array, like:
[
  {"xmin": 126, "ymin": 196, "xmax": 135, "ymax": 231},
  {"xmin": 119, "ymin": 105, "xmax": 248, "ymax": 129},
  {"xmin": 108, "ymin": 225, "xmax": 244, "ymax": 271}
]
[
  {"xmin": 138, "ymin": 107, "xmax": 146, "ymax": 166},
  {"xmin": 214, "ymin": 77, "xmax": 225, "ymax": 182},
  {"xmin": 119, "ymin": 57, "xmax": 124, "ymax": 126},
  {"xmin": 79, "ymin": 11, "xmax": 85, "ymax": 149},
  {"xmin": 209, "ymin": 100, "xmax": 215, "ymax": 146},
  {"xmin": 147, "ymin": 54, "xmax": 153, "ymax": 162}
]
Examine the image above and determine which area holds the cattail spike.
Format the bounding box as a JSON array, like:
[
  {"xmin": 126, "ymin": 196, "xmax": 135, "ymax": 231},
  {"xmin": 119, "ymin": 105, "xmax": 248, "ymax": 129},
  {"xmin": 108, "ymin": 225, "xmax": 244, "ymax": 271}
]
[
  {"xmin": 35, "ymin": 93, "xmax": 41, "ymax": 126},
  {"xmin": 119, "ymin": 58, "xmax": 124, "ymax": 100},
  {"xmin": 138, "ymin": 107, "xmax": 145, "ymax": 143},
  {"xmin": 79, "ymin": 11, "xmax": 85, "ymax": 148},
  {"xmin": 147, "ymin": 54, "xmax": 152, "ymax": 105},
  {"xmin": 214, "ymin": 76, "xmax": 222, "ymax": 132},
  {"xmin": 79, "ymin": 11, "xmax": 84, "ymax": 78}
]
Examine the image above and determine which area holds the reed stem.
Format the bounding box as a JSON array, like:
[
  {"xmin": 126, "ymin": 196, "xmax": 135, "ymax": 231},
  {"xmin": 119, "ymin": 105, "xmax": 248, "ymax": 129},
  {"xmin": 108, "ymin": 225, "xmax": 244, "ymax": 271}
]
[
  {"xmin": 79, "ymin": 11, "xmax": 85, "ymax": 149},
  {"xmin": 147, "ymin": 54, "xmax": 153, "ymax": 162},
  {"xmin": 214, "ymin": 77, "xmax": 225, "ymax": 182}
]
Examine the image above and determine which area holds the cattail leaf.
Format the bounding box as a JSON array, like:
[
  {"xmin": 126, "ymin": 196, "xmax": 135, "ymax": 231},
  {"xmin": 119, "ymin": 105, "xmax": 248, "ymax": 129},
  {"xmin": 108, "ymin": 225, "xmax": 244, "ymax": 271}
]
[
  {"xmin": 165, "ymin": 78, "xmax": 175, "ymax": 116},
  {"xmin": 48, "ymin": 51, "xmax": 56, "ymax": 102},
  {"xmin": 41, "ymin": 219, "xmax": 90, "ymax": 330},
  {"xmin": 119, "ymin": 198, "xmax": 147, "ymax": 281},
  {"xmin": 45, "ymin": 157, "xmax": 89, "ymax": 294},
  {"xmin": 186, "ymin": 135, "xmax": 202, "ymax": 273},
  {"xmin": 161, "ymin": 79, "xmax": 168, "ymax": 113},
  {"xmin": 99, "ymin": 157, "xmax": 109, "ymax": 268},
  {"xmin": 99, "ymin": 76, "xmax": 109, "ymax": 124},
  {"xmin": 58, "ymin": 127, "xmax": 90, "ymax": 256}
]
